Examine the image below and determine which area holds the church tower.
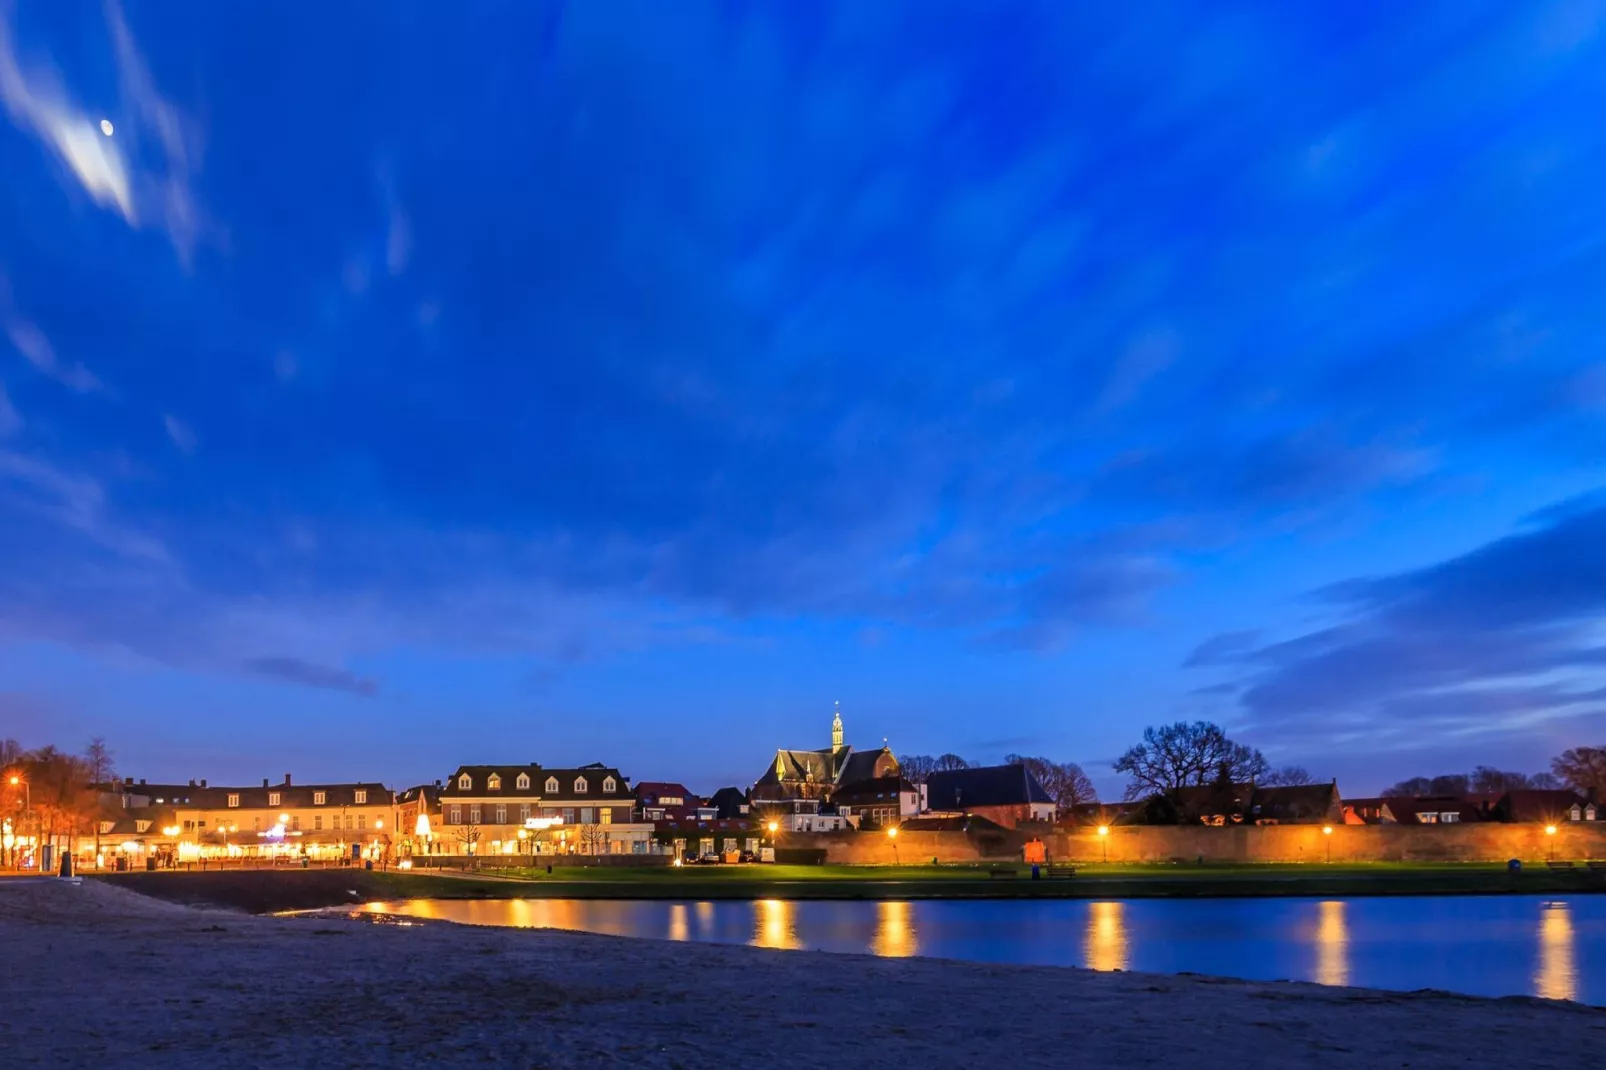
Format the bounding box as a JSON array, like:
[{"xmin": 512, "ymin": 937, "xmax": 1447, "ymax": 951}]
[{"xmin": 831, "ymin": 700, "xmax": 844, "ymax": 753}]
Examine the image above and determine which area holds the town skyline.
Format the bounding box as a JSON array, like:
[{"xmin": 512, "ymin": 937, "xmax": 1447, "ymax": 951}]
[{"xmin": 5, "ymin": 4, "xmax": 1606, "ymax": 797}]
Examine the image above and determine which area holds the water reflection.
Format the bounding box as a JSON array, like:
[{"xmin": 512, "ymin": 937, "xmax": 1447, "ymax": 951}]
[
  {"xmin": 753, "ymin": 898, "xmax": 799, "ymax": 950},
  {"xmin": 871, "ymin": 901, "xmax": 918, "ymax": 958},
  {"xmin": 1536, "ymin": 901, "xmax": 1576, "ymax": 1002},
  {"xmin": 668, "ymin": 903, "xmax": 689, "ymax": 942},
  {"xmin": 1083, "ymin": 901, "xmax": 1127, "ymax": 972},
  {"xmin": 1315, "ymin": 900, "xmax": 1348, "ymax": 987}
]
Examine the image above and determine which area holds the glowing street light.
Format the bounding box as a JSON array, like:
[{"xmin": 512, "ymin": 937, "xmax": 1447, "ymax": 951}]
[
  {"xmin": 886, "ymin": 824, "xmax": 899, "ymax": 865},
  {"xmin": 1546, "ymin": 824, "xmax": 1558, "ymax": 862},
  {"xmin": 767, "ymin": 821, "xmax": 779, "ymax": 835},
  {"xmin": 1097, "ymin": 824, "xmax": 1109, "ymax": 863},
  {"xmin": 1322, "ymin": 825, "xmax": 1333, "ymax": 864}
]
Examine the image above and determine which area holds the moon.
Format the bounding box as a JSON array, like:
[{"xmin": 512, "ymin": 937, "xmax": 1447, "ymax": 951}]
[{"xmin": 100, "ymin": 119, "xmax": 114, "ymax": 136}]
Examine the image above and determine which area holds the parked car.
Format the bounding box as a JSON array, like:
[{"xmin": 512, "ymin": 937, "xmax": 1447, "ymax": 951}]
[{"xmin": 698, "ymin": 852, "xmax": 722, "ymax": 864}]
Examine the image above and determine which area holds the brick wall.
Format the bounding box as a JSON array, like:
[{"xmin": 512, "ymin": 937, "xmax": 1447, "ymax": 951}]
[{"xmin": 788, "ymin": 823, "xmax": 1606, "ymax": 864}]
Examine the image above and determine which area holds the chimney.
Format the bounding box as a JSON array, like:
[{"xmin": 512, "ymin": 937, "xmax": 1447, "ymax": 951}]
[
  {"xmin": 188, "ymin": 779, "xmax": 196, "ymax": 788},
  {"xmin": 201, "ymin": 779, "xmax": 208, "ymax": 788},
  {"xmin": 139, "ymin": 778, "xmax": 146, "ymax": 786},
  {"xmin": 434, "ymin": 779, "xmax": 442, "ymax": 788},
  {"xmin": 262, "ymin": 778, "xmax": 269, "ymax": 788},
  {"xmin": 123, "ymin": 776, "xmax": 133, "ymax": 786},
  {"xmin": 284, "ymin": 773, "xmax": 292, "ymax": 786}
]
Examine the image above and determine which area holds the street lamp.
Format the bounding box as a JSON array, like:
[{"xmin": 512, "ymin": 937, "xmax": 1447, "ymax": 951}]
[
  {"xmin": 1097, "ymin": 824, "xmax": 1109, "ymax": 863},
  {"xmin": 886, "ymin": 824, "xmax": 899, "ymax": 865},
  {"xmin": 7, "ymin": 776, "xmax": 29, "ymax": 871},
  {"xmin": 1322, "ymin": 825, "xmax": 1333, "ymax": 864},
  {"xmin": 1546, "ymin": 824, "xmax": 1558, "ymax": 862}
]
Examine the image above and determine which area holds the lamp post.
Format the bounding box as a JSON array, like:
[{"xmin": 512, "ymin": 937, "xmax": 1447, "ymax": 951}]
[
  {"xmin": 1546, "ymin": 824, "xmax": 1558, "ymax": 862},
  {"xmin": 7, "ymin": 776, "xmax": 27, "ymax": 870},
  {"xmin": 886, "ymin": 824, "xmax": 899, "ymax": 865},
  {"xmin": 1097, "ymin": 824, "xmax": 1109, "ymax": 863},
  {"xmin": 1322, "ymin": 825, "xmax": 1333, "ymax": 864}
]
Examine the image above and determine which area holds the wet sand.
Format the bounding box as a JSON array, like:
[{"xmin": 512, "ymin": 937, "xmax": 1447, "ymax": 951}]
[{"xmin": 2, "ymin": 880, "xmax": 1601, "ymax": 1068}]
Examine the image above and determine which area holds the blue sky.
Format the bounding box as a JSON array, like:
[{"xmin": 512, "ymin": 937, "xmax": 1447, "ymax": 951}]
[{"xmin": 3, "ymin": 1, "xmax": 1605, "ymax": 797}]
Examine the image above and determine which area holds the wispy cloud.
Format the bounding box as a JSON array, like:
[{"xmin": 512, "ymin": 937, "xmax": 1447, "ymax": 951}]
[
  {"xmin": 0, "ymin": 2, "xmax": 203, "ymax": 259},
  {"xmin": 244, "ymin": 656, "xmax": 378, "ymax": 698},
  {"xmin": 162, "ymin": 413, "xmax": 195, "ymax": 453},
  {"xmin": 0, "ymin": 448, "xmax": 165, "ymax": 560},
  {"xmin": 0, "ymin": 382, "xmax": 18, "ymax": 436},
  {"xmin": 5, "ymin": 318, "xmax": 101, "ymax": 392}
]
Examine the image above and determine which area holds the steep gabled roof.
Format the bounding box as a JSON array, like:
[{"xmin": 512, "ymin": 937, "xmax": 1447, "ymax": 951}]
[
  {"xmin": 1496, "ymin": 789, "xmax": 1590, "ymax": 823},
  {"xmin": 926, "ymin": 765, "xmax": 1052, "ymax": 810}
]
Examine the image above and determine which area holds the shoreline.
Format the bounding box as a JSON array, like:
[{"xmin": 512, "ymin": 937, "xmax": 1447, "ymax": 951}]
[
  {"xmin": 3, "ymin": 879, "xmax": 1601, "ymax": 1069},
  {"xmin": 89, "ymin": 864, "xmax": 1606, "ymax": 914}
]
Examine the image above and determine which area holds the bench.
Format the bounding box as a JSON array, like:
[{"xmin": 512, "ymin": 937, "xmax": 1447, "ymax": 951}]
[
  {"xmin": 1044, "ymin": 864, "xmax": 1078, "ymax": 879},
  {"xmin": 1546, "ymin": 861, "xmax": 1576, "ymax": 871},
  {"xmin": 1586, "ymin": 861, "xmax": 1606, "ymax": 872},
  {"xmin": 987, "ymin": 867, "xmax": 1018, "ymax": 880}
]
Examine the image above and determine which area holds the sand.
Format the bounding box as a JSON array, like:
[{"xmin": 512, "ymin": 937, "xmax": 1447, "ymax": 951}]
[{"xmin": 2, "ymin": 879, "xmax": 1601, "ymax": 1068}]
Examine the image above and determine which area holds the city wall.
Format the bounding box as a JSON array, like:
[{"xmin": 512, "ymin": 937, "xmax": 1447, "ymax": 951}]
[{"xmin": 791, "ymin": 823, "xmax": 1606, "ymax": 865}]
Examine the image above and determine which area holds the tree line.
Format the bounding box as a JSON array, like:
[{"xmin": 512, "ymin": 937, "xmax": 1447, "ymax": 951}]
[
  {"xmin": 1383, "ymin": 748, "xmax": 1606, "ymax": 798},
  {"xmin": 1, "ymin": 737, "xmax": 115, "ymax": 867}
]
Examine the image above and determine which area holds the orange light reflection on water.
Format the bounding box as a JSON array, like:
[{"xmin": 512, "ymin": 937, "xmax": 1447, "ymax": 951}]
[
  {"xmin": 752, "ymin": 899, "xmax": 799, "ymax": 950},
  {"xmin": 871, "ymin": 901, "xmax": 918, "ymax": 958},
  {"xmin": 1314, "ymin": 900, "xmax": 1348, "ymax": 987},
  {"xmin": 1536, "ymin": 901, "xmax": 1576, "ymax": 1002},
  {"xmin": 1083, "ymin": 901, "xmax": 1127, "ymax": 972}
]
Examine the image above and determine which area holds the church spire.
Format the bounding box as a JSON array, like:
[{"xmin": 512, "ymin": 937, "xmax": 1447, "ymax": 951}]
[{"xmin": 831, "ymin": 700, "xmax": 844, "ymax": 752}]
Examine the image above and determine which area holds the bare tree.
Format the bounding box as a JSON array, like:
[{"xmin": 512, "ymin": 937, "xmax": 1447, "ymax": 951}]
[
  {"xmin": 933, "ymin": 754, "xmax": 972, "ymax": 773},
  {"xmin": 84, "ymin": 738, "xmax": 115, "ymax": 863},
  {"xmin": 1004, "ymin": 755, "xmax": 1098, "ymax": 812},
  {"xmin": 1469, "ymin": 766, "xmax": 1534, "ymax": 794},
  {"xmin": 452, "ymin": 824, "xmax": 481, "ymax": 861},
  {"xmin": 1112, "ymin": 722, "xmax": 1267, "ymax": 801},
  {"xmin": 1529, "ymin": 772, "xmax": 1563, "ymax": 790},
  {"xmin": 579, "ymin": 823, "xmax": 607, "ymax": 855},
  {"xmin": 1551, "ymin": 746, "xmax": 1606, "ymax": 796},
  {"xmin": 1382, "ymin": 776, "xmax": 1433, "ymax": 797},
  {"xmin": 900, "ymin": 755, "xmax": 937, "ymax": 785},
  {"xmin": 1262, "ymin": 765, "xmax": 1313, "ymax": 787}
]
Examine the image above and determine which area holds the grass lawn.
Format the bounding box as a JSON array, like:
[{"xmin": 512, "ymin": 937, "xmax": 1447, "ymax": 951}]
[{"xmin": 99, "ymin": 859, "xmax": 1603, "ymax": 913}]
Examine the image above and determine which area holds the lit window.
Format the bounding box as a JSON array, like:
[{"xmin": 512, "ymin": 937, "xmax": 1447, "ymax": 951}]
[
  {"xmin": 1441, "ymin": 812, "xmax": 1460, "ymax": 824},
  {"xmin": 545, "ymin": 777, "xmax": 559, "ymax": 794},
  {"xmin": 315, "ymin": 815, "xmax": 323, "ymax": 831},
  {"xmin": 470, "ymin": 806, "xmax": 481, "ymax": 823},
  {"xmin": 519, "ymin": 804, "xmax": 530, "ymax": 822},
  {"xmin": 602, "ymin": 777, "xmax": 616, "ymax": 794},
  {"xmin": 314, "ymin": 791, "xmax": 326, "ymax": 805},
  {"xmin": 354, "ymin": 790, "xmax": 367, "ymax": 805},
  {"xmin": 449, "ymin": 805, "xmax": 462, "ymax": 824},
  {"xmin": 581, "ymin": 807, "xmax": 595, "ymax": 824},
  {"xmin": 292, "ymin": 816, "xmax": 301, "ymax": 831},
  {"xmin": 268, "ymin": 792, "xmax": 281, "ymax": 807},
  {"xmin": 575, "ymin": 777, "xmax": 589, "ymax": 794},
  {"xmin": 601, "ymin": 808, "xmax": 612, "ymax": 826},
  {"xmin": 516, "ymin": 773, "xmax": 530, "ymax": 790},
  {"xmin": 227, "ymin": 794, "xmax": 240, "ymax": 808},
  {"xmin": 458, "ymin": 774, "xmax": 472, "ymax": 790},
  {"xmin": 357, "ymin": 815, "xmax": 366, "ymax": 830},
  {"xmin": 99, "ymin": 821, "xmax": 114, "ymax": 834},
  {"xmin": 495, "ymin": 805, "xmax": 507, "ymax": 825},
  {"xmin": 563, "ymin": 808, "xmax": 575, "ymax": 824},
  {"xmin": 488, "ymin": 774, "xmax": 502, "ymax": 791}
]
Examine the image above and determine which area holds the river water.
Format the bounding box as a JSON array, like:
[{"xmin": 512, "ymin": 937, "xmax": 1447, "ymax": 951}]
[{"xmin": 356, "ymin": 894, "xmax": 1604, "ymax": 1004}]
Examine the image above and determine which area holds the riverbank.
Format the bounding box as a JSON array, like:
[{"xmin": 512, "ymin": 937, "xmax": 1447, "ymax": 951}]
[
  {"xmin": 2, "ymin": 880, "xmax": 1600, "ymax": 1069},
  {"xmin": 95, "ymin": 861, "xmax": 1606, "ymax": 913}
]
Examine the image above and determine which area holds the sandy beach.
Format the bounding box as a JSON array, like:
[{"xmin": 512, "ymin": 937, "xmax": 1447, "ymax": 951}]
[{"xmin": 3, "ymin": 880, "xmax": 1602, "ymax": 1069}]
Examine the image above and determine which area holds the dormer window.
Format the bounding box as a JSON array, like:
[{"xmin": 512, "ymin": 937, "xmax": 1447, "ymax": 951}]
[
  {"xmin": 136, "ymin": 820, "xmax": 151, "ymax": 833},
  {"xmin": 314, "ymin": 791, "xmax": 327, "ymax": 805},
  {"xmin": 354, "ymin": 789, "xmax": 367, "ymax": 805},
  {"xmin": 1570, "ymin": 805, "xmax": 1582, "ymax": 821},
  {"xmin": 268, "ymin": 792, "xmax": 281, "ymax": 807},
  {"xmin": 516, "ymin": 773, "xmax": 530, "ymax": 790},
  {"xmin": 545, "ymin": 777, "xmax": 559, "ymax": 794},
  {"xmin": 458, "ymin": 774, "xmax": 472, "ymax": 790},
  {"xmin": 488, "ymin": 774, "xmax": 502, "ymax": 791},
  {"xmin": 574, "ymin": 776, "xmax": 589, "ymax": 794},
  {"xmin": 227, "ymin": 794, "xmax": 240, "ymax": 808},
  {"xmin": 602, "ymin": 777, "xmax": 616, "ymax": 794}
]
